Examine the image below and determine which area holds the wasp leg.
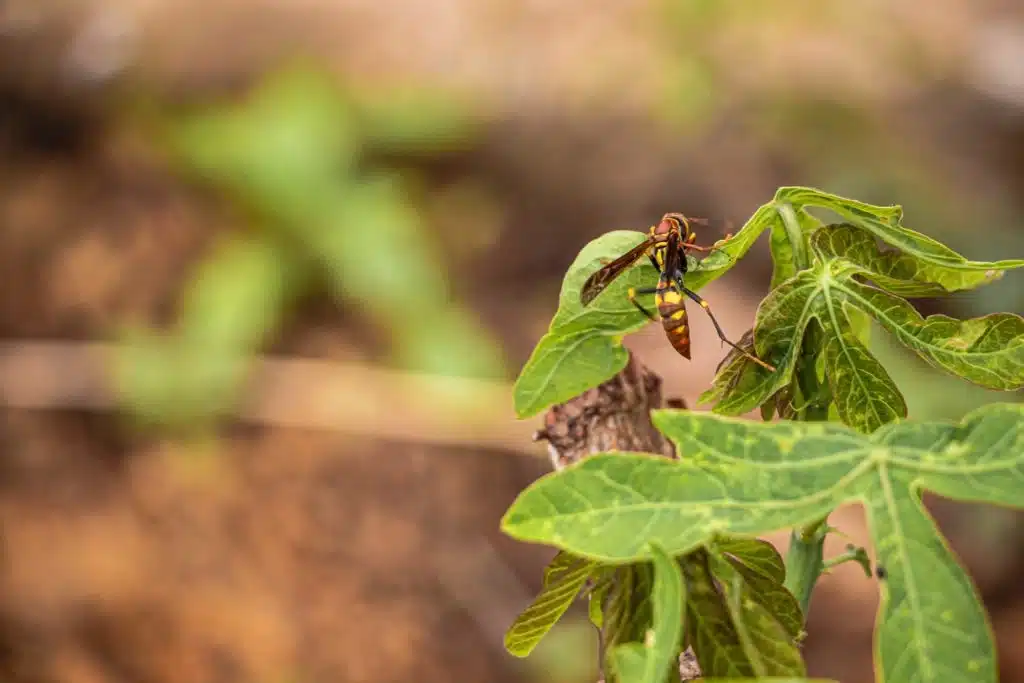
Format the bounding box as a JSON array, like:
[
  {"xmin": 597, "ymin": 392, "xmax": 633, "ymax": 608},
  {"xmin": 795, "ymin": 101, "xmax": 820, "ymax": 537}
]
[
  {"xmin": 627, "ymin": 286, "xmax": 660, "ymax": 321},
  {"xmin": 682, "ymin": 231, "xmax": 736, "ymax": 262},
  {"xmin": 677, "ymin": 282, "xmax": 776, "ymax": 372},
  {"xmin": 683, "ymin": 242, "xmax": 736, "ymax": 265}
]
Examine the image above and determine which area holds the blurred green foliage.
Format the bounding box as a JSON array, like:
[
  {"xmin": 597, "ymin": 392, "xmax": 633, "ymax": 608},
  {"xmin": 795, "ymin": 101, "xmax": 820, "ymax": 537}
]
[
  {"xmin": 525, "ymin": 616, "xmax": 598, "ymax": 683},
  {"xmin": 116, "ymin": 65, "xmax": 505, "ymax": 429}
]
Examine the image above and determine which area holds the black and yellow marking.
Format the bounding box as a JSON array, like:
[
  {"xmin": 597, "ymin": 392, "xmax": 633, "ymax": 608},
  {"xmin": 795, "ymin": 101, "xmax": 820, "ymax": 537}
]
[{"xmin": 582, "ymin": 213, "xmax": 775, "ymax": 372}]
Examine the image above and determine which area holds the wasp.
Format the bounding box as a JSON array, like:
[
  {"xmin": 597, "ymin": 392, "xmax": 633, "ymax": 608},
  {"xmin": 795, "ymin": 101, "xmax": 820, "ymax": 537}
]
[{"xmin": 580, "ymin": 213, "xmax": 775, "ymax": 372}]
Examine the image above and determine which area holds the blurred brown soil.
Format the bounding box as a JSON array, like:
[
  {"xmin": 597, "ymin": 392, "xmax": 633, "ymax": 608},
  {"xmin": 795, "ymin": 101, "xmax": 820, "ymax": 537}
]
[{"xmin": 1, "ymin": 412, "xmax": 551, "ymax": 683}]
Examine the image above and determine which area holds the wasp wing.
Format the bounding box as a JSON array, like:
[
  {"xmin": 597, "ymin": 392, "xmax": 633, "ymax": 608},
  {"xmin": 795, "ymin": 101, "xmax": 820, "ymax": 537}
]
[{"xmin": 579, "ymin": 237, "xmax": 654, "ymax": 306}]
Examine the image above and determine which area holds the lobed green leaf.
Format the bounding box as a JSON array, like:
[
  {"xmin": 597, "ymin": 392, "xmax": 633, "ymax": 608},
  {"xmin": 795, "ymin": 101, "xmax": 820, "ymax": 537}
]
[
  {"xmin": 776, "ymin": 187, "xmax": 1024, "ymax": 289},
  {"xmin": 862, "ymin": 476, "xmax": 994, "ymax": 683},
  {"xmin": 810, "ymin": 224, "xmax": 1007, "ymax": 296},
  {"xmin": 711, "ymin": 256, "xmax": 1024, "ymax": 430},
  {"xmin": 502, "ymin": 403, "xmax": 1024, "ymax": 683}
]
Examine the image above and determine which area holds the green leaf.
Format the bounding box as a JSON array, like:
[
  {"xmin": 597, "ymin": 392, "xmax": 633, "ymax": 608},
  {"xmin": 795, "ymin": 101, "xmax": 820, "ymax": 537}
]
[
  {"xmin": 810, "ymin": 222, "xmax": 1024, "ymax": 297},
  {"xmin": 607, "ymin": 544, "xmax": 685, "ymax": 683},
  {"xmin": 774, "ymin": 186, "xmax": 904, "ymax": 226},
  {"xmin": 770, "ymin": 206, "xmax": 820, "ymax": 288},
  {"xmin": 775, "ymin": 186, "xmax": 1024, "ymax": 291},
  {"xmin": 644, "ymin": 544, "xmax": 685, "ymax": 683},
  {"xmin": 542, "ymin": 550, "xmax": 589, "ymax": 586},
  {"xmin": 604, "ymin": 565, "xmax": 655, "ymax": 651},
  {"xmin": 713, "ymin": 538, "xmax": 786, "ymax": 584},
  {"xmin": 179, "ymin": 236, "xmax": 291, "ymax": 352},
  {"xmin": 713, "ymin": 538, "xmax": 804, "ymax": 638},
  {"xmin": 513, "ymin": 231, "xmax": 654, "ymax": 418},
  {"xmin": 504, "ymin": 552, "xmax": 596, "ymax": 657},
  {"xmin": 116, "ymin": 235, "xmax": 293, "ymax": 426},
  {"xmin": 698, "ymin": 330, "xmax": 762, "ymax": 408},
  {"xmin": 708, "ymin": 553, "xmax": 806, "ymax": 677},
  {"xmin": 171, "ymin": 67, "xmax": 358, "ymax": 226},
  {"xmin": 588, "ymin": 571, "xmax": 615, "ymax": 629},
  {"xmin": 515, "ymin": 328, "xmax": 633, "ymax": 420},
  {"xmin": 502, "ymin": 403, "xmax": 1024, "ymax": 683},
  {"xmin": 608, "ymin": 644, "xmax": 647, "ymax": 683},
  {"xmin": 822, "ymin": 325, "xmax": 907, "ymax": 432},
  {"xmin": 712, "ymin": 255, "xmax": 1023, "ymax": 431},
  {"xmin": 683, "ymin": 550, "xmax": 754, "ymax": 677}
]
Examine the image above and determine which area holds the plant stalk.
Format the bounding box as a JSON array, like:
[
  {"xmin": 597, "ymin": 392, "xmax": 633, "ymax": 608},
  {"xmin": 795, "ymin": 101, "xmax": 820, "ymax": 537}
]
[{"xmin": 783, "ymin": 519, "xmax": 827, "ymax": 620}]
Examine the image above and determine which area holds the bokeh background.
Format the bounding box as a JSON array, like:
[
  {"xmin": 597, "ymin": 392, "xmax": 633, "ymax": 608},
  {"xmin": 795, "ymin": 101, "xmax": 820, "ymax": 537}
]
[{"xmin": 1, "ymin": 1, "xmax": 1023, "ymax": 682}]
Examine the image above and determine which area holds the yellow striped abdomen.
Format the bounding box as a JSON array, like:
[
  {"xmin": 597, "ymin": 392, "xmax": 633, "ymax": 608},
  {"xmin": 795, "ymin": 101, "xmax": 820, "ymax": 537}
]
[{"xmin": 655, "ymin": 287, "xmax": 691, "ymax": 359}]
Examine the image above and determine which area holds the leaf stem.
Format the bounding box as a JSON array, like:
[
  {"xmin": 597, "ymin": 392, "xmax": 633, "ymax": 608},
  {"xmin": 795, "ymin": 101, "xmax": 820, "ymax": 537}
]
[{"xmin": 822, "ymin": 544, "xmax": 872, "ymax": 577}]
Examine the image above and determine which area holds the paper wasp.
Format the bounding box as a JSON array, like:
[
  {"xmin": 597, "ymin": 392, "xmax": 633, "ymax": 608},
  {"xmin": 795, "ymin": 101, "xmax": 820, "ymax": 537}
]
[{"xmin": 580, "ymin": 213, "xmax": 775, "ymax": 372}]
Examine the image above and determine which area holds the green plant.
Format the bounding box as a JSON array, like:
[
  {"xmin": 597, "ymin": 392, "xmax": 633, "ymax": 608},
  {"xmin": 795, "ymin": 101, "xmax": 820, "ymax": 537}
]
[{"xmin": 502, "ymin": 187, "xmax": 1024, "ymax": 682}]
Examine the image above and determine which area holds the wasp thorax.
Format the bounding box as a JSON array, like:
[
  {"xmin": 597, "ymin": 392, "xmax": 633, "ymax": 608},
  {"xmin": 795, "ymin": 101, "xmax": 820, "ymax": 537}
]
[{"xmin": 655, "ymin": 212, "xmax": 691, "ymax": 238}]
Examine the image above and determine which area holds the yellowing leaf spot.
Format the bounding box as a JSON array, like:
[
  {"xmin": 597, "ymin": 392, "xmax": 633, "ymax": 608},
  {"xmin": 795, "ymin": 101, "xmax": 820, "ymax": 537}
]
[
  {"xmin": 941, "ymin": 610, "xmax": 954, "ymax": 622},
  {"xmin": 946, "ymin": 338, "xmax": 971, "ymax": 351},
  {"xmin": 944, "ymin": 443, "xmax": 968, "ymax": 458},
  {"xmin": 645, "ymin": 629, "xmax": 656, "ymax": 648},
  {"xmin": 968, "ymin": 660, "xmax": 981, "ymax": 672},
  {"xmin": 707, "ymin": 518, "xmax": 728, "ymax": 533}
]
